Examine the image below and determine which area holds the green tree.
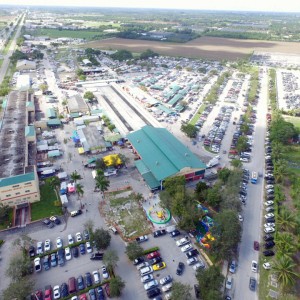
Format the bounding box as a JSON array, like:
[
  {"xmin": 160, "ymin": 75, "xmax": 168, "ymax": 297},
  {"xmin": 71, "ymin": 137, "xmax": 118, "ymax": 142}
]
[
  {"xmin": 230, "ymin": 159, "xmax": 242, "ymax": 169},
  {"xmin": 217, "ymin": 168, "xmax": 232, "ymax": 184},
  {"xmin": 163, "ymin": 176, "xmax": 185, "ymax": 197},
  {"xmin": 39, "ymin": 83, "xmax": 48, "ymax": 93},
  {"xmin": 272, "ymin": 256, "xmax": 300, "ymax": 290},
  {"xmin": 196, "ymin": 265, "xmax": 224, "ymax": 300},
  {"xmin": 271, "ymin": 141, "xmax": 285, "ymax": 161},
  {"xmin": 211, "ymin": 210, "xmax": 241, "ymax": 260},
  {"xmin": 236, "ymin": 136, "xmax": 248, "ymax": 153},
  {"xmin": 194, "ymin": 181, "xmax": 209, "ymax": 202},
  {"xmin": 109, "ymin": 276, "xmax": 125, "ymax": 297},
  {"xmin": 95, "ymin": 173, "xmax": 110, "ymax": 193},
  {"xmin": 76, "ymin": 68, "xmax": 84, "ymax": 77},
  {"xmin": 110, "ymin": 49, "xmax": 133, "ymax": 61},
  {"xmin": 92, "ymin": 228, "xmax": 111, "ymax": 251},
  {"xmin": 83, "ymin": 219, "xmax": 95, "ymax": 234},
  {"xmin": 277, "ymin": 207, "xmax": 297, "ymax": 232},
  {"xmin": 206, "ymin": 185, "xmax": 222, "ymax": 208},
  {"xmin": 140, "ymin": 49, "xmax": 159, "ymax": 60},
  {"xmin": 118, "ymin": 153, "xmax": 130, "ymax": 167},
  {"xmin": 125, "ymin": 241, "xmax": 144, "ymax": 260},
  {"xmin": 70, "ymin": 171, "xmax": 82, "ymax": 184},
  {"xmin": 46, "ymin": 176, "xmax": 60, "ymax": 191},
  {"xmin": 83, "ymin": 91, "xmax": 95, "ymax": 102},
  {"xmin": 96, "ymin": 158, "xmax": 107, "ymax": 170},
  {"xmin": 76, "ymin": 183, "xmax": 84, "ymax": 201},
  {"xmin": 6, "ymin": 252, "xmax": 33, "ymax": 280},
  {"xmin": 0, "ymin": 203, "xmax": 11, "ymax": 225},
  {"xmin": 270, "ymin": 116, "xmax": 297, "ymax": 144},
  {"xmin": 103, "ymin": 250, "xmax": 119, "ymax": 274},
  {"xmin": 180, "ymin": 123, "xmax": 198, "ymax": 138},
  {"xmin": 2, "ymin": 278, "xmax": 35, "ymax": 300},
  {"xmin": 171, "ymin": 282, "xmax": 192, "ymax": 300},
  {"xmin": 273, "ymin": 159, "xmax": 289, "ymax": 183}
]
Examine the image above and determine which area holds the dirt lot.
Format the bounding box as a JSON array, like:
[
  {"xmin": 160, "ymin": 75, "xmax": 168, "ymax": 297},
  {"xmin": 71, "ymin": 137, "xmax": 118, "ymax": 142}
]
[{"xmin": 86, "ymin": 37, "xmax": 300, "ymax": 60}]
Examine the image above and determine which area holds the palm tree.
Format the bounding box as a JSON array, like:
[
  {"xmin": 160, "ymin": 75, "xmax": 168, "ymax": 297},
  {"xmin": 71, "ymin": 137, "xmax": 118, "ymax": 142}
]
[
  {"xmin": 271, "ymin": 141, "xmax": 285, "ymax": 161},
  {"xmin": 46, "ymin": 176, "xmax": 61, "ymax": 201},
  {"xmin": 76, "ymin": 183, "xmax": 84, "ymax": 208},
  {"xmin": 275, "ymin": 232, "xmax": 295, "ymax": 249},
  {"xmin": 95, "ymin": 174, "xmax": 110, "ymax": 193},
  {"xmin": 276, "ymin": 242, "xmax": 296, "ymax": 259},
  {"xmin": 103, "ymin": 250, "xmax": 119, "ymax": 275},
  {"xmin": 272, "ymin": 256, "xmax": 300, "ymax": 290},
  {"xmin": 70, "ymin": 171, "xmax": 82, "ymax": 184},
  {"xmin": 277, "ymin": 207, "xmax": 297, "ymax": 232},
  {"xmin": 273, "ymin": 159, "xmax": 289, "ymax": 183}
]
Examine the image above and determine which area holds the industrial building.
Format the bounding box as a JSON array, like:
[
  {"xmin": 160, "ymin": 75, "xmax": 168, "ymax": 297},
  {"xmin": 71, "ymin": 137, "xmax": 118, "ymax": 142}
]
[
  {"xmin": 127, "ymin": 126, "xmax": 206, "ymax": 190},
  {"xmin": 0, "ymin": 91, "xmax": 40, "ymax": 207}
]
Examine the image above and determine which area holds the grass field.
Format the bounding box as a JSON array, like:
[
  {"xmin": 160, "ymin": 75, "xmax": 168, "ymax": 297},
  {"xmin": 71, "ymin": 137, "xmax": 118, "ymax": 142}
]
[
  {"xmin": 27, "ymin": 28, "xmax": 107, "ymax": 40},
  {"xmin": 283, "ymin": 145, "xmax": 300, "ymax": 175},
  {"xmin": 284, "ymin": 116, "xmax": 300, "ymax": 130},
  {"xmin": 31, "ymin": 182, "xmax": 62, "ymax": 221},
  {"xmin": 0, "ymin": 207, "xmax": 13, "ymax": 230},
  {"xmin": 190, "ymin": 104, "xmax": 207, "ymax": 125},
  {"xmin": 86, "ymin": 36, "xmax": 300, "ymax": 60}
]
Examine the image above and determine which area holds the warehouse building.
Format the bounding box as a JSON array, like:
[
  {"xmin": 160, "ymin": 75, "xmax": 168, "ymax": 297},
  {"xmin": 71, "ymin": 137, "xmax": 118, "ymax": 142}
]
[{"xmin": 127, "ymin": 126, "xmax": 206, "ymax": 190}]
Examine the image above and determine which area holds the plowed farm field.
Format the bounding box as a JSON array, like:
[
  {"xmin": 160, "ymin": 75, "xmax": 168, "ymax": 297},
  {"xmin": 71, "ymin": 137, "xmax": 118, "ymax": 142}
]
[{"xmin": 86, "ymin": 37, "xmax": 300, "ymax": 60}]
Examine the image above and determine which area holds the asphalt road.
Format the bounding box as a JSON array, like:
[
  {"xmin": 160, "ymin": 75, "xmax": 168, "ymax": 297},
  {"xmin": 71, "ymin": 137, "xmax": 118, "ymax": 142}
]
[
  {"xmin": 0, "ymin": 13, "xmax": 24, "ymax": 84},
  {"xmin": 233, "ymin": 67, "xmax": 268, "ymax": 300}
]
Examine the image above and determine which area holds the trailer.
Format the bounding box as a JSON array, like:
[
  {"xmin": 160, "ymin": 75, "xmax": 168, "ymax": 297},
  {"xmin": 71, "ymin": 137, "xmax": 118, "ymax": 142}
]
[
  {"xmin": 60, "ymin": 194, "xmax": 68, "ymax": 206},
  {"xmin": 40, "ymin": 169, "xmax": 56, "ymax": 179}
]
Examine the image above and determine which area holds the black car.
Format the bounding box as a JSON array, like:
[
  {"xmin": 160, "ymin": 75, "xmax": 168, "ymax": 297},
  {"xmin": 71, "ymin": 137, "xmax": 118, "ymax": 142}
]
[
  {"xmin": 57, "ymin": 249, "xmax": 65, "ymax": 267},
  {"xmin": 90, "ymin": 252, "xmax": 103, "ymax": 261},
  {"xmin": 89, "ymin": 288, "xmax": 97, "ymax": 300},
  {"xmin": 79, "ymin": 243, "xmax": 86, "ymax": 255},
  {"xmin": 50, "ymin": 216, "xmax": 61, "ymax": 225},
  {"xmin": 147, "ymin": 288, "xmax": 161, "ymax": 299},
  {"xmin": 85, "ymin": 272, "xmax": 93, "ymax": 287},
  {"xmin": 186, "ymin": 249, "xmax": 199, "ymax": 258},
  {"xmin": 72, "ymin": 246, "xmax": 79, "ymax": 258},
  {"xmin": 170, "ymin": 229, "xmax": 180, "ymax": 237},
  {"xmin": 194, "ymin": 284, "xmax": 200, "ymax": 299},
  {"xmin": 153, "ymin": 230, "xmax": 166, "ymax": 238},
  {"xmin": 267, "ymin": 195, "xmax": 275, "ymax": 200},
  {"xmin": 96, "ymin": 286, "xmax": 105, "ymax": 300},
  {"xmin": 83, "ymin": 229, "xmax": 90, "ymax": 240},
  {"xmin": 60, "ymin": 283, "xmax": 69, "ymax": 298},
  {"xmin": 263, "ymin": 250, "xmax": 275, "ymax": 256},
  {"xmin": 42, "ymin": 218, "xmax": 54, "ymax": 228},
  {"xmin": 265, "ymin": 241, "xmax": 275, "ymax": 249},
  {"xmin": 29, "ymin": 246, "xmax": 35, "ymax": 257},
  {"xmin": 264, "ymin": 234, "xmax": 274, "ymax": 241},
  {"xmin": 249, "ymin": 277, "xmax": 256, "ymax": 291},
  {"xmin": 266, "ymin": 180, "xmax": 275, "ymax": 184},
  {"xmin": 149, "ymin": 257, "xmax": 162, "ymax": 265},
  {"xmin": 176, "ymin": 262, "xmax": 185, "ymax": 275},
  {"xmin": 77, "ymin": 275, "xmax": 85, "ymax": 290},
  {"xmin": 265, "ymin": 217, "xmax": 275, "ymax": 223}
]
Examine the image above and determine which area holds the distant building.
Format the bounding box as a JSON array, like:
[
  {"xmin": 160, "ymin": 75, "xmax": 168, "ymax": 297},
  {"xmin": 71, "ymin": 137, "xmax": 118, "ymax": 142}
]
[
  {"xmin": 82, "ymin": 59, "xmax": 92, "ymax": 66},
  {"xmin": 16, "ymin": 75, "xmax": 31, "ymax": 91},
  {"xmin": 16, "ymin": 59, "xmax": 36, "ymax": 71},
  {"xmin": 127, "ymin": 126, "xmax": 206, "ymax": 190},
  {"xmin": 67, "ymin": 94, "xmax": 89, "ymax": 114}
]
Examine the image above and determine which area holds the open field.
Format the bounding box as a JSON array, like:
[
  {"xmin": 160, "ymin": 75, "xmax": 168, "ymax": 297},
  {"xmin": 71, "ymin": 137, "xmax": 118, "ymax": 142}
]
[
  {"xmin": 27, "ymin": 28, "xmax": 108, "ymax": 40},
  {"xmin": 86, "ymin": 37, "xmax": 300, "ymax": 60}
]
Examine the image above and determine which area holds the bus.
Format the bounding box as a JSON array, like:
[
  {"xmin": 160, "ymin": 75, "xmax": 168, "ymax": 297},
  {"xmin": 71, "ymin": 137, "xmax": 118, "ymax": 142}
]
[{"xmin": 251, "ymin": 172, "xmax": 258, "ymax": 184}]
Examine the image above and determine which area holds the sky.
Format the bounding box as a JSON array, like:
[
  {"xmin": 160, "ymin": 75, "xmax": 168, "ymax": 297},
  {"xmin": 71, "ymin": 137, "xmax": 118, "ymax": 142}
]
[{"xmin": 0, "ymin": 0, "xmax": 299, "ymax": 13}]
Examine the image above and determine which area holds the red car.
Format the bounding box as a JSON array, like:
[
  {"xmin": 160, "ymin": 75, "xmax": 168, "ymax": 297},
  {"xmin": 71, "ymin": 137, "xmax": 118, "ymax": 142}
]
[
  {"xmin": 79, "ymin": 294, "xmax": 88, "ymax": 300},
  {"xmin": 44, "ymin": 285, "xmax": 52, "ymax": 300},
  {"xmin": 254, "ymin": 241, "xmax": 259, "ymax": 251},
  {"xmin": 147, "ymin": 251, "xmax": 160, "ymax": 259},
  {"xmin": 104, "ymin": 283, "xmax": 111, "ymax": 298}
]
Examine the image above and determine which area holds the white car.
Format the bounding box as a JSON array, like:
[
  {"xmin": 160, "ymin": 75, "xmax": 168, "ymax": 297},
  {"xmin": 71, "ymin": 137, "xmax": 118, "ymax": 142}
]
[
  {"xmin": 102, "ymin": 265, "xmax": 109, "ymax": 279},
  {"xmin": 176, "ymin": 236, "xmax": 189, "ymax": 247},
  {"xmin": 34, "ymin": 257, "xmax": 41, "ymax": 272},
  {"xmin": 141, "ymin": 274, "xmax": 154, "ymax": 283},
  {"xmin": 266, "ymin": 185, "xmax": 274, "ymax": 189},
  {"xmin": 53, "ymin": 285, "xmax": 60, "ymax": 299},
  {"xmin": 193, "ymin": 261, "xmax": 205, "ymax": 271},
  {"xmin": 56, "ymin": 237, "xmax": 63, "ymax": 249},
  {"xmin": 86, "ymin": 241, "xmax": 92, "ymax": 253},
  {"xmin": 238, "ymin": 214, "xmax": 244, "ymax": 222},
  {"xmin": 251, "ymin": 260, "xmax": 258, "ymax": 272},
  {"xmin": 187, "ymin": 257, "xmax": 199, "ymax": 265},
  {"xmin": 165, "ymin": 292, "xmax": 172, "ymax": 300},
  {"xmin": 263, "ymin": 262, "xmax": 272, "ymax": 270},
  {"xmin": 240, "ymin": 157, "xmax": 249, "ymax": 162},
  {"xmin": 44, "ymin": 239, "xmax": 51, "ymax": 252},
  {"xmin": 181, "ymin": 243, "xmax": 193, "ymax": 252},
  {"xmin": 264, "ymin": 201, "xmax": 274, "ymax": 206},
  {"xmin": 137, "ymin": 262, "xmax": 150, "ymax": 270},
  {"xmin": 92, "ymin": 270, "xmax": 100, "ymax": 284},
  {"xmin": 76, "ymin": 232, "xmax": 82, "ymax": 242},
  {"xmin": 264, "ymin": 223, "xmax": 275, "ymax": 228},
  {"xmin": 225, "ymin": 275, "xmax": 233, "ymax": 289},
  {"xmin": 68, "ymin": 234, "xmax": 74, "ymax": 245},
  {"xmin": 162, "ymin": 282, "xmax": 173, "ymax": 292},
  {"xmin": 265, "ymin": 213, "xmax": 274, "ymax": 219},
  {"xmin": 37, "ymin": 242, "xmax": 43, "ymax": 254},
  {"xmin": 140, "ymin": 266, "xmax": 153, "ymax": 276},
  {"xmin": 65, "ymin": 247, "xmax": 72, "ymax": 261},
  {"xmin": 144, "ymin": 280, "xmax": 158, "ymax": 291},
  {"xmin": 264, "ymin": 227, "xmax": 275, "ymax": 233}
]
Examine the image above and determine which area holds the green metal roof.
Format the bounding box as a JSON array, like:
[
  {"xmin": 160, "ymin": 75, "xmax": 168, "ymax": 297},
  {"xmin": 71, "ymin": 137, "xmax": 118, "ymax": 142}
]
[
  {"xmin": 135, "ymin": 160, "xmax": 160, "ymax": 189},
  {"xmin": 156, "ymin": 104, "xmax": 173, "ymax": 115},
  {"xmin": 127, "ymin": 126, "xmax": 206, "ymax": 181},
  {"xmin": 0, "ymin": 172, "xmax": 35, "ymax": 188},
  {"xmin": 47, "ymin": 119, "xmax": 61, "ymax": 126},
  {"xmin": 168, "ymin": 94, "xmax": 184, "ymax": 107},
  {"xmin": 70, "ymin": 112, "xmax": 80, "ymax": 118},
  {"xmin": 47, "ymin": 108, "xmax": 57, "ymax": 119},
  {"xmin": 25, "ymin": 125, "xmax": 35, "ymax": 137}
]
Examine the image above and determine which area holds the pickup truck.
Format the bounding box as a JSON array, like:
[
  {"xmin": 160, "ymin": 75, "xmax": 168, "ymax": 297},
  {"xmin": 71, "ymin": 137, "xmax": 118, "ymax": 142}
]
[{"xmin": 136, "ymin": 235, "xmax": 148, "ymax": 243}]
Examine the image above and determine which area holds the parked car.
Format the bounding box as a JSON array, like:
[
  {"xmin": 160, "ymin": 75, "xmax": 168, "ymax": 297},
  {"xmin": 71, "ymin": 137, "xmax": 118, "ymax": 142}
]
[
  {"xmin": 53, "ymin": 285, "xmax": 60, "ymax": 300},
  {"xmin": 226, "ymin": 276, "xmax": 233, "ymax": 290},
  {"xmin": 263, "ymin": 250, "xmax": 275, "ymax": 257},
  {"xmin": 79, "ymin": 243, "xmax": 85, "ymax": 255},
  {"xmin": 133, "ymin": 256, "xmax": 145, "ymax": 265},
  {"xmin": 77, "ymin": 275, "xmax": 85, "ymax": 290},
  {"xmin": 251, "ymin": 260, "xmax": 258, "ymax": 272},
  {"xmin": 249, "ymin": 277, "xmax": 256, "ymax": 291},
  {"xmin": 102, "ymin": 266, "xmax": 109, "ymax": 279},
  {"xmin": 144, "ymin": 280, "xmax": 159, "ymax": 291},
  {"xmin": 57, "ymin": 249, "xmax": 65, "ymax": 267},
  {"xmin": 37, "ymin": 242, "xmax": 43, "ymax": 255},
  {"xmin": 170, "ymin": 229, "xmax": 180, "ymax": 237},
  {"xmin": 147, "ymin": 251, "xmax": 160, "ymax": 259},
  {"xmin": 136, "ymin": 235, "xmax": 148, "ymax": 243},
  {"xmin": 85, "ymin": 272, "xmax": 93, "ymax": 287},
  {"xmin": 44, "ymin": 285, "xmax": 52, "ymax": 300},
  {"xmin": 29, "ymin": 246, "xmax": 35, "ymax": 257},
  {"xmin": 50, "ymin": 253, "xmax": 57, "ymax": 267},
  {"xmin": 229, "ymin": 260, "xmax": 237, "ymax": 273},
  {"xmin": 159, "ymin": 275, "xmax": 172, "ymax": 285},
  {"xmin": 90, "ymin": 252, "xmax": 103, "ymax": 260},
  {"xmin": 56, "ymin": 237, "xmax": 63, "ymax": 249},
  {"xmin": 153, "ymin": 230, "xmax": 166, "ymax": 238},
  {"xmin": 147, "ymin": 288, "xmax": 161, "ymax": 299},
  {"xmin": 176, "ymin": 262, "xmax": 184, "ymax": 275},
  {"xmin": 34, "ymin": 257, "xmax": 41, "ymax": 272},
  {"xmin": 141, "ymin": 274, "xmax": 154, "ymax": 283},
  {"xmin": 254, "ymin": 241, "xmax": 259, "ymax": 251},
  {"xmin": 264, "ymin": 234, "xmax": 274, "ymax": 241},
  {"xmin": 186, "ymin": 249, "xmax": 199, "ymax": 258},
  {"xmin": 265, "ymin": 241, "xmax": 275, "ymax": 249},
  {"xmin": 187, "ymin": 257, "xmax": 199, "ymax": 266}
]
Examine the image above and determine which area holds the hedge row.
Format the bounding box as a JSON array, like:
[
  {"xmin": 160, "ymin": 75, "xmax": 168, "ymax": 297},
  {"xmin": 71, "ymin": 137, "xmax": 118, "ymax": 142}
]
[{"xmin": 143, "ymin": 247, "xmax": 160, "ymax": 255}]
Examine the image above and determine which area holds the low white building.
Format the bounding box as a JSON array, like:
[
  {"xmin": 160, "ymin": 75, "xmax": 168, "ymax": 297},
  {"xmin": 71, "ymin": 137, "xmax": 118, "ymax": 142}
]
[
  {"xmin": 16, "ymin": 60, "xmax": 36, "ymax": 71},
  {"xmin": 16, "ymin": 75, "xmax": 31, "ymax": 90}
]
